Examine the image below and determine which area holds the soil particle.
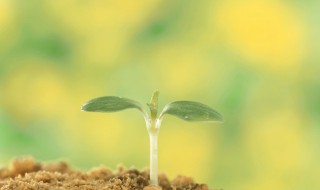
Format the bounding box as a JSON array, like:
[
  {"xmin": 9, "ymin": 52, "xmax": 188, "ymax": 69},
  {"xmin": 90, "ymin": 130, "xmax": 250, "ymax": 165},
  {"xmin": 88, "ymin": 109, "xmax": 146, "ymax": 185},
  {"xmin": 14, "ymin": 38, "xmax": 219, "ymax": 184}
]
[{"xmin": 0, "ymin": 158, "xmax": 209, "ymax": 190}]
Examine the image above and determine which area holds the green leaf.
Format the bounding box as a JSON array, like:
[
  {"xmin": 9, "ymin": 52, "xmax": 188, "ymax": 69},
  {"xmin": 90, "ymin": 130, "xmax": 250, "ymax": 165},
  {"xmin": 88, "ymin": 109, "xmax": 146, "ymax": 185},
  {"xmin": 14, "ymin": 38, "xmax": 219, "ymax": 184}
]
[
  {"xmin": 82, "ymin": 96, "xmax": 146, "ymax": 114},
  {"xmin": 159, "ymin": 101, "xmax": 223, "ymax": 122}
]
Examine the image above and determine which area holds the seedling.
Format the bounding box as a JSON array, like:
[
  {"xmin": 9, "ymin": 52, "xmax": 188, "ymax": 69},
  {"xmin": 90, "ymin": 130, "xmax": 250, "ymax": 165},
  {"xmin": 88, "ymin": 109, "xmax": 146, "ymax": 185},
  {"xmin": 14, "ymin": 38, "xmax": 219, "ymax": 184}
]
[{"xmin": 81, "ymin": 91, "xmax": 223, "ymax": 186}]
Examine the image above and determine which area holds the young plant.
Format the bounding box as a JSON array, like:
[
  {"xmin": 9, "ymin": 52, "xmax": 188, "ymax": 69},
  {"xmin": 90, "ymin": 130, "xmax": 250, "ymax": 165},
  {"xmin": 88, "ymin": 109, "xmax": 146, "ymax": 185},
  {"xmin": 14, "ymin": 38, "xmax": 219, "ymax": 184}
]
[{"xmin": 81, "ymin": 91, "xmax": 223, "ymax": 186}]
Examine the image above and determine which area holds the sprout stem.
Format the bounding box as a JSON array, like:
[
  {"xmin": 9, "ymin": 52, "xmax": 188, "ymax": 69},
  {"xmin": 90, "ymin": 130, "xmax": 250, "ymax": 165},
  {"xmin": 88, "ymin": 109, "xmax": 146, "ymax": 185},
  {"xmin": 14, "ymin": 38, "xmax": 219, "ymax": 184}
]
[
  {"xmin": 149, "ymin": 130, "xmax": 158, "ymax": 185},
  {"xmin": 147, "ymin": 117, "xmax": 161, "ymax": 186},
  {"xmin": 147, "ymin": 91, "xmax": 161, "ymax": 186}
]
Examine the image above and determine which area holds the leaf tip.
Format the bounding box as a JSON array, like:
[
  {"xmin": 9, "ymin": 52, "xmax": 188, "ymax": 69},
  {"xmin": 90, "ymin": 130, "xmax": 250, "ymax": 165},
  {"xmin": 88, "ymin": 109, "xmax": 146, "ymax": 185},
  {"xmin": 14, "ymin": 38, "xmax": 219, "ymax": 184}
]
[
  {"xmin": 81, "ymin": 101, "xmax": 92, "ymax": 112},
  {"xmin": 81, "ymin": 104, "xmax": 87, "ymax": 112},
  {"xmin": 212, "ymin": 112, "xmax": 224, "ymax": 123}
]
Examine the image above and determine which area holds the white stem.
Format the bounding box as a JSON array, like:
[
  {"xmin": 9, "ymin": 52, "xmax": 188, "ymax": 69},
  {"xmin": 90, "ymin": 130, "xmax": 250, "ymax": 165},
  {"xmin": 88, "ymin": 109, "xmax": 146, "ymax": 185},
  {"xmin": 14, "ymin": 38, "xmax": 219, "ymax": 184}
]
[
  {"xmin": 149, "ymin": 132, "xmax": 158, "ymax": 186},
  {"xmin": 147, "ymin": 118, "xmax": 162, "ymax": 186}
]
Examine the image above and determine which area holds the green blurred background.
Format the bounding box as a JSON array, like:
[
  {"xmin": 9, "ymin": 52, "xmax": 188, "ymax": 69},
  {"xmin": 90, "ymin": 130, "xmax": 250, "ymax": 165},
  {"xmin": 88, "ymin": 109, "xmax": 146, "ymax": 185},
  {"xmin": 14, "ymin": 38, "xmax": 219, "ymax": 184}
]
[{"xmin": 0, "ymin": 0, "xmax": 319, "ymax": 189}]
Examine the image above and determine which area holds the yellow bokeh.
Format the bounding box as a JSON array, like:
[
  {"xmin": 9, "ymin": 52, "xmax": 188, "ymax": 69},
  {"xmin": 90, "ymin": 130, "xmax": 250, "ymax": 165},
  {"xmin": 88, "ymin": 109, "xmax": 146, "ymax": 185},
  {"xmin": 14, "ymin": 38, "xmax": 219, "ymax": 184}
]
[
  {"xmin": 159, "ymin": 124, "xmax": 215, "ymax": 182},
  {"xmin": 76, "ymin": 114, "xmax": 125, "ymax": 156},
  {"xmin": 0, "ymin": 1, "xmax": 12, "ymax": 29},
  {"xmin": 0, "ymin": 0, "xmax": 15, "ymax": 50},
  {"xmin": 1, "ymin": 59, "xmax": 67, "ymax": 124},
  {"xmin": 154, "ymin": 44, "xmax": 213, "ymax": 95},
  {"xmin": 244, "ymin": 107, "xmax": 311, "ymax": 187},
  {"xmin": 213, "ymin": 0, "xmax": 306, "ymax": 72},
  {"xmin": 46, "ymin": 0, "xmax": 161, "ymax": 66}
]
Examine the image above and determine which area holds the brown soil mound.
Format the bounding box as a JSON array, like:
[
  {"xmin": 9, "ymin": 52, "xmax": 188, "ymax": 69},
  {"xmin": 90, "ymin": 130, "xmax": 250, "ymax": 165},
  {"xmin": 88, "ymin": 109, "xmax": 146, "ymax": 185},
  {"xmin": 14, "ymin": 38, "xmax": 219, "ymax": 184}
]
[{"xmin": 0, "ymin": 158, "xmax": 209, "ymax": 190}]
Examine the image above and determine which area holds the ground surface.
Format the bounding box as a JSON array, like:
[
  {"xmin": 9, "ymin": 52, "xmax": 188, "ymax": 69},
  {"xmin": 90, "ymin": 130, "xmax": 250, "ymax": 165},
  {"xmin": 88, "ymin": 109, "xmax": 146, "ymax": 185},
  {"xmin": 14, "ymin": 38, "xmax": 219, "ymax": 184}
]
[{"xmin": 0, "ymin": 158, "xmax": 210, "ymax": 190}]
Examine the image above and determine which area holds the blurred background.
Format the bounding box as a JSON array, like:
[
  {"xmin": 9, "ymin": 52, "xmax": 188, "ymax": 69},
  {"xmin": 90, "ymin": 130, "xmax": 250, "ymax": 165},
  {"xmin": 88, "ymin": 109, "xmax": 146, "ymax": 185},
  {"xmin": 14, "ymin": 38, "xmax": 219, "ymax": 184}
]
[{"xmin": 0, "ymin": 0, "xmax": 319, "ymax": 189}]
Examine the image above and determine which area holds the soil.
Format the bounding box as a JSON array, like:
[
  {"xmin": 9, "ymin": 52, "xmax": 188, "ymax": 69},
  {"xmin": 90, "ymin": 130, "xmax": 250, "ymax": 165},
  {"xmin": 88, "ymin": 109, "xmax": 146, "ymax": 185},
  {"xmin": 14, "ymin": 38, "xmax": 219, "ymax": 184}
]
[{"xmin": 0, "ymin": 157, "xmax": 210, "ymax": 190}]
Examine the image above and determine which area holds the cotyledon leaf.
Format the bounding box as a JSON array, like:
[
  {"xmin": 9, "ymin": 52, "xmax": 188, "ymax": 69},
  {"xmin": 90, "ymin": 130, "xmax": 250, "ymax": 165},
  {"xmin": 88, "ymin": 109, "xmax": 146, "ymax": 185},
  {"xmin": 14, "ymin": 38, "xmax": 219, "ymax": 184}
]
[
  {"xmin": 81, "ymin": 96, "xmax": 148, "ymax": 117},
  {"xmin": 159, "ymin": 101, "xmax": 223, "ymax": 122}
]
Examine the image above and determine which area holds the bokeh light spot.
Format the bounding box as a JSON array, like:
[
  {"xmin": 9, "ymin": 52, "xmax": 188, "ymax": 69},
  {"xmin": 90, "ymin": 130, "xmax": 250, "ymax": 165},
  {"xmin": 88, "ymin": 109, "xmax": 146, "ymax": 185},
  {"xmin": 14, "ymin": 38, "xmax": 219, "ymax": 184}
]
[{"xmin": 214, "ymin": 0, "xmax": 306, "ymax": 72}]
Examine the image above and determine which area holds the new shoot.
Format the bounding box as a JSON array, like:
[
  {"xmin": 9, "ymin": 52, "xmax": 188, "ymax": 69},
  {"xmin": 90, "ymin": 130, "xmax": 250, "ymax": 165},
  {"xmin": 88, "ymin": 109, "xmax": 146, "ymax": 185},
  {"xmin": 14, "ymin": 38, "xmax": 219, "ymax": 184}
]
[{"xmin": 81, "ymin": 91, "xmax": 223, "ymax": 186}]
